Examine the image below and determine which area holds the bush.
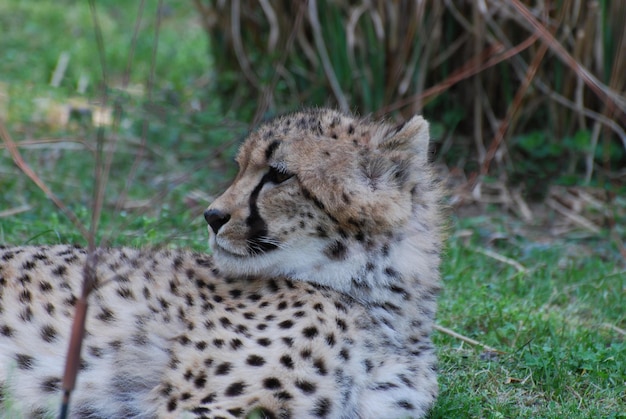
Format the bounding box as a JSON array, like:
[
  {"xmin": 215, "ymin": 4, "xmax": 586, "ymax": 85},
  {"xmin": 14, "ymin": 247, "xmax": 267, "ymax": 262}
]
[{"xmin": 194, "ymin": 0, "xmax": 625, "ymax": 190}]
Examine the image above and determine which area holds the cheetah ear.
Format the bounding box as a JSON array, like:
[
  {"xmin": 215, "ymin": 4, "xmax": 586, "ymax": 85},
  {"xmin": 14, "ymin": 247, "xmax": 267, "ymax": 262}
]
[{"xmin": 380, "ymin": 115, "xmax": 430, "ymax": 164}]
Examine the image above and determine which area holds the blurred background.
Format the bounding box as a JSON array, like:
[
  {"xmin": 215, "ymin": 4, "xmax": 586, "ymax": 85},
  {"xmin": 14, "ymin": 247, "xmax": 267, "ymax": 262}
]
[
  {"xmin": 0, "ymin": 2, "xmax": 624, "ymax": 417},
  {"xmin": 0, "ymin": 0, "xmax": 623, "ymax": 249}
]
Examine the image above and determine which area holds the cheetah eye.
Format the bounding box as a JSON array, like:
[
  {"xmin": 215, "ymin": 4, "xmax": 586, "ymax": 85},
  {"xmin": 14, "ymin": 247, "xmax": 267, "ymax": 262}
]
[{"xmin": 267, "ymin": 166, "xmax": 294, "ymax": 184}]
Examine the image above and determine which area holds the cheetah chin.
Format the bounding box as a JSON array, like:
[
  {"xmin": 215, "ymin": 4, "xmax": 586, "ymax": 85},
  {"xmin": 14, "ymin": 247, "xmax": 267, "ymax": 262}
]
[{"xmin": 1, "ymin": 108, "xmax": 443, "ymax": 419}]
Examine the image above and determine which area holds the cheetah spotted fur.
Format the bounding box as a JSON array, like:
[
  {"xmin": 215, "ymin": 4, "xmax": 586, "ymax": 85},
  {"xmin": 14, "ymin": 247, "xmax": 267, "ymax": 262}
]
[{"xmin": 0, "ymin": 108, "xmax": 443, "ymax": 418}]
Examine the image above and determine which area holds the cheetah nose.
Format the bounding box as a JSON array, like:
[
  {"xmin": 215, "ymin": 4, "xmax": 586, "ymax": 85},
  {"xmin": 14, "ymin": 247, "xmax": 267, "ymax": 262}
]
[{"xmin": 204, "ymin": 209, "xmax": 231, "ymax": 234}]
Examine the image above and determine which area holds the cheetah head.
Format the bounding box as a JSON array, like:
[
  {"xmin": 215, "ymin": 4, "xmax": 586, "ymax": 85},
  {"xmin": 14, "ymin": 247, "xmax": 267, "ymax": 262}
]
[{"xmin": 204, "ymin": 109, "xmax": 434, "ymax": 291}]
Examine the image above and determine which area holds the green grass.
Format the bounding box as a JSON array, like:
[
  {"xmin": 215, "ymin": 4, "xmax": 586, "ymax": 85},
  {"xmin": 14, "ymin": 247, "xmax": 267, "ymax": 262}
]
[
  {"xmin": 431, "ymin": 216, "xmax": 625, "ymax": 418},
  {"xmin": 1, "ymin": 1, "xmax": 625, "ymax": 418}
]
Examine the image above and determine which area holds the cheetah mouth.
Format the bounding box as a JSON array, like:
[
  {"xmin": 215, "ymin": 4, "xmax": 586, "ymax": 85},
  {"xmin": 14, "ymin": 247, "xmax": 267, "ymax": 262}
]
[{"xmin": 211, "ymin": 243, "xmax": 248, "ymax": 258}]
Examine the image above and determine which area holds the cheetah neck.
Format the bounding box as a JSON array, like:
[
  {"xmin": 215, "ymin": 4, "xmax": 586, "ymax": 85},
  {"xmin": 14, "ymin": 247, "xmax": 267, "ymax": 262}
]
[{"xmin": 282, "ymin": 228, "xmax": 441, "ymax": 343}]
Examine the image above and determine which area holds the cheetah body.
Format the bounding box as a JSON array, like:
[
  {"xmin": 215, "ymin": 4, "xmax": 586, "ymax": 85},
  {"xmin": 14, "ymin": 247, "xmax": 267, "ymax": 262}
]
[{"xmin": 0, "ymin": 109, "xmax": 442, "ymax": 418}]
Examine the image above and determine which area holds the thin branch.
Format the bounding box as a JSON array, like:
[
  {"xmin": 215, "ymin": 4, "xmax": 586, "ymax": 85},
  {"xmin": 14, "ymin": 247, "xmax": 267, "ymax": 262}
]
[
  {"xmin": 478, "ymin": 27, "xmax": 549, "ymax": 179},
  {"xmin": 509, "ymin": 0, "xmax": 626, "ymax": 114},
  {"xmin": 434, "ymin": 324, "xmax": 502, "ymax": 354},
  {"xmin": 473, "ymin": 248, "xmax": 527, "ymax": 273},
  {"xmin": 0, "ymin": 122, "xmax": 89, "ymax": 239},
  {"xmin": 378, "ymin": 34, "xmax": 539, "ymax": 116}
]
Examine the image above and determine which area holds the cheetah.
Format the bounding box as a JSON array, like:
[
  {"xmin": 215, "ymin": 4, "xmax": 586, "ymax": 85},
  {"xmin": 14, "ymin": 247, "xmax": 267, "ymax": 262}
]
[{"xmin": 0, "ymin": 108, "xmax": 443, "ymax": 418}]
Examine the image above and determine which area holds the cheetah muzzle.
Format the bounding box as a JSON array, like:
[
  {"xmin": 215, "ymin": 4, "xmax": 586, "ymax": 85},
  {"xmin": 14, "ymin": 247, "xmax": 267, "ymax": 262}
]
[{"xmin": 0, "ymin": 108, "xmax": 443, "ymax": 419}]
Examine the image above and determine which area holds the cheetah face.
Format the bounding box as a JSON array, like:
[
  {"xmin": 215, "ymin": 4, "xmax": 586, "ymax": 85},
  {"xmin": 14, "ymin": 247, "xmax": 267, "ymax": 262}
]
[{"xmin": 204, "ymin": 109, "xmax": 431, "ymax": 289}]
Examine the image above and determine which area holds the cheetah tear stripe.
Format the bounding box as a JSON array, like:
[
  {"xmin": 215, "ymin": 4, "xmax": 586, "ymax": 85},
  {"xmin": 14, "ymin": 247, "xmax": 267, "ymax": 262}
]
[{"xmin": 0, "ymin": 108, "xmax": 443, "ymax": 418}]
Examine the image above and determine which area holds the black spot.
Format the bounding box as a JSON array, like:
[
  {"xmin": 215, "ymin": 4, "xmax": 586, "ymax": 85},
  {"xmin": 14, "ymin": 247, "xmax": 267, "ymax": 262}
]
[
  {"xmin": 39, "ymin": 281, "xmax": 52, "ymax": 292},
  {"xmin": 40, "ymin": 325, "xmax": 58, "ymax": 343},
  {"xmin": 247, "ymin": 293, "xmax": 262, "ymax": 302},
  {"xmin": 22, "ymin": 260, "xmax": 36, "ymax": 270},
  {"xmin": 235, "ymin": 324, "xmax": 249, "ymax": 335},
  {"xmin": 280, "ymin": 354, "xmax": 294, "ymax": 369},
  {"xmin": 277, "ymin": 301, "xmax": 288, "ymax": 310},
  {"xmin": 382, "ymin": 243, "xmax": 390, "ymax": 256},
  {"xmin": 19, "ymin": 306, "xmax": 33, "ymax": 321},
  {"xmin": 399, "ymin": 374, "xmax": 415, "ymax": 388},
  {"xmin": 300, "ymin": 348, "xmax": 312, "ymax": 359},
  {"xmin": 336, "ymin": 318, "xmax": 348, "ymax": 331},
  {"xmin": 109, "ymin": 340, "xmax": 122, "ymax": 351},
  {"xmin": 278, "ymin": 320, "xmax": 294, "ymax": 329},
  {"xmin": 159, "ymin": 382, "xmax": 174, "ymax": 397},
  {"xmin": 116, "ymin": 287, "xmax": 135, "ymax": 300},
  {"xmin": 88, "ymin": 346, "xmax": 103, "ymax": 358},
  {"xmin": 373, "ymin": 382, "xmax": 399, "ymax": 390},
  {"xmin": 97, "ymin": 308, "xmax": 115, "ymax": 322},
  {"xmin": 169, "ymin": 280, "xmax": 179, "ymax": 295},
  {"xmin": 313, "ymin": 358, "xmax": 327, "ymax": 375},
  {"xmin": 172, "ymin": 256, "xmax": 183, "ymax": 271},
  {"xmin": 384, "ymin": 267, "xmax": 400, "ymax": 278},
  {"xmin": 215, "ymin": 362, "xmax": 232, "ymax": 375},
  {"xmin": 263, "ymin": 377, "xmax": 282, "ymax": 389},
  {"xmin": 295, "ymin": 380, "xmax": 316, "ymax": 394},
  {"xmin": 274, "ymin": 391, "xmax": 293, "ymax": 400},
  {"xmin": 40, "ymin": 376, "xmax": 60, "ymax": 393},
  {"xmin": 282, "ymin": 337, "xmax": 294, "ymax": 347},
  {"xmin": 325, "ymin": 333, "xmax": 336, "ymax": 347},
  {"xmin": 227, "ymin": 408, "xmax": 244, "ymax": 416},
  {"xmin": 229, "ymin": 289, "xmax": 243, "ymax": 299},
  {"xmin": 257, "ymin": 337, "xmax": 272, "ymax": 347},
  {"xmin": 225, "ymin": 381, "xmax": 246, "ymax": 397},
  {"xmin": 313, "ymin": 303, "xmax": 324, "ymax": 312},
  {"xmin": 1, "ymin": 325, "xmax": 14, "ymax": 337},
  {"xmin": 324, "ymin": 241, "xmax": 347, "ymax": 260},
  {"xmin": 302, "ymin": 326, "xmax": 319, "ymax": 339},
  {"xmin": 52, "ymin": 265, "xmax": 67, "ymax": 277},
  {"xmin": 334, "ymin": 301, "xmax": 348, "ymax": 312},
  {"xmin": 191, "ymin": 407, "xmax": 210, "ymax": 415},
  {"xmin": 158, "ymin": 298, "xmax": 170, "ymax": 310},
  {"xmin": 246, "ymin": 354, "xmax": 266, "ymax": 367},
  {"xmin": 195, "ymin": 341, "xmax": 207, "ymax": 351},
  {"xmin": 313, "ymin": 397, "xmax": 332, "ymax": 417},
  {"xmin": 230, "ymin": 338, "xmax": 243, "ymax": 350},
  {"xmin": 62, "ymin": 294, "xmax": 77, "ymax": 307},
  {"xmin": 339, "ymin": 348, "xmax": 350, "ymax": 360},
  {"xmin": 364, "ymin": 359, "xmax": 374, "ymax": 372},
  {"xmin": 167, "ymin": 397, "xmax": 177, "ymax": 412},
  {"xmin": 195, "ymin": 257, "xmax": 212, "ymax": 267},
  {"xmin": 200, "ymin": 392, "xmax": 216, "ymax": 404},
  {"xmin": 78, "ymin": 358, "xmax": 91, "ymax": 371},
  {"xmin": 16, "ymin": 354, "xmax": 34, "ymax": 370},
  {"xmin": 219, "ymin": 317, "xmax": 232, "ymax": 328},
  {"xmin": 19, "ymin": 289, "xmax": 31, "ymax": 303},
  {"xmin": 397, "ymin": 400, "xmax": 415, "ymax": 410},
  {"xmin": 193, "ymin": 371, "xmax": 206, "ymax": 388}
]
